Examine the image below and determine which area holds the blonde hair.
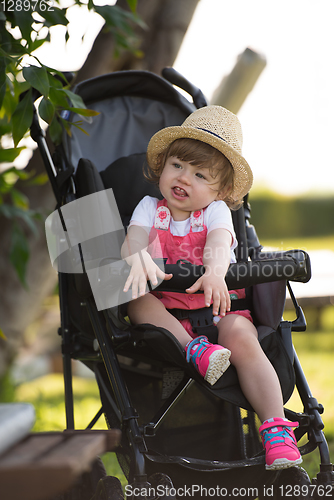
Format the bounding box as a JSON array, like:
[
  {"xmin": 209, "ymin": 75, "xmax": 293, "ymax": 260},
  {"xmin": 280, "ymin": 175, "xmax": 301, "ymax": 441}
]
[{"xmin": 145, "ymin": 138, "xmax": 241, "ymax": 209}]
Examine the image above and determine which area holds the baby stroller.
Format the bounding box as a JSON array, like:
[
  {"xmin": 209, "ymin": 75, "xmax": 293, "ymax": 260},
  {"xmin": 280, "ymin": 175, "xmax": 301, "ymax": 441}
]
[{"xmin": 32, "ymin": 68, "xmax": 333, "ymax": 499}]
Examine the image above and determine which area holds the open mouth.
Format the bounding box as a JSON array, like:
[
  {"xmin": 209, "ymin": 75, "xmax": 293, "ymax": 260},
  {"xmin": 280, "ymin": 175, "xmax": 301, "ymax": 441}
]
[{"xmin": 172, "ymin": 186, "xmax": 188, "ymax": 198}]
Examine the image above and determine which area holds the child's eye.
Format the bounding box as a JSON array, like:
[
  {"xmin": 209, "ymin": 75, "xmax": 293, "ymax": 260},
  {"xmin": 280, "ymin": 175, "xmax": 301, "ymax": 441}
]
[
  {"xmin": 196, "ymin": 172, "xmax": 206, "ymax": 179},
  {"xmin": 173, "ymin": 163, "xmax": 182, "ymax": 169}
]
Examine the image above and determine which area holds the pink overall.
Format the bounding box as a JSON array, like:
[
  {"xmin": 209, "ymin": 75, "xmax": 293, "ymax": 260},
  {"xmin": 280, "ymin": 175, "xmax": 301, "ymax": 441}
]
[{"xmin": 148, "ymin": 199, "xmax": 252, "ymax": 338}]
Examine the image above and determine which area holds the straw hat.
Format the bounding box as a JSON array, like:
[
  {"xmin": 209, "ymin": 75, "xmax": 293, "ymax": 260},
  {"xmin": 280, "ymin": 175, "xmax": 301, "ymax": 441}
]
[{"xmin": 147, "ymin": 105, "xmax": 253, "ymax": 200}]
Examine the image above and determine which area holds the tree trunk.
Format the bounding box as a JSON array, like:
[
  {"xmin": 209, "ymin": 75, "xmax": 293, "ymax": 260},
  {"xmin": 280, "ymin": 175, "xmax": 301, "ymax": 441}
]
[
  {"xmin": 0, "ymin": 0, "xmax": 200, "ymax": 376},
  {"xmin": 76, "ymin": 0, "xmax": 200, "ymax": 82}
]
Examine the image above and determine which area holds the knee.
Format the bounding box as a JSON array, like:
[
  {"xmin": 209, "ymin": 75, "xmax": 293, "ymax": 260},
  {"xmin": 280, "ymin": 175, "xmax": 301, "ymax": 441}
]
[
  {"xmin": 227, "ymin": 327, "xmax": 257, "ymax": 352},
  {"xmin": 218, "ymin": 319, "xmax": 259, "ymax": 361}
]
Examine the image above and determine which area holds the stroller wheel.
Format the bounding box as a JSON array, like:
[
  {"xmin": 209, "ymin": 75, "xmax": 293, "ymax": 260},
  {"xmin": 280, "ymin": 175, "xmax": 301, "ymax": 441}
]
[
  {"xmin": 52, "ymin": 457, "xmax": 108, "ymax": 500},
  {"xmin": 259, "ymin": 466, "xmax": 312, "ymax": 499},
  {"xmin": 147, "ymin": 473, "xmax": 176, "ymax": 500},
  {"xmin": 92, "ymin": 476, "xmax": 124, "ymax": 500}
]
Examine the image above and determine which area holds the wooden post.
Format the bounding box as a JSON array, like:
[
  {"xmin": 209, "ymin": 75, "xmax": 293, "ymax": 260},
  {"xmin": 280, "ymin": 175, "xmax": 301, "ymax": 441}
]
[{"xmin": 211, "ymin": 47, "xmax": 267, "ymax": 113}]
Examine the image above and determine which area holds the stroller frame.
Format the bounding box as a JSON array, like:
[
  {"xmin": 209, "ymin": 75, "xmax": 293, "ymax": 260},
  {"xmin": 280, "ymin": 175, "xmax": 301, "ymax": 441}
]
[{"xmin": 31, "ymin": 68, "xmax": 333, "ymax": 498}]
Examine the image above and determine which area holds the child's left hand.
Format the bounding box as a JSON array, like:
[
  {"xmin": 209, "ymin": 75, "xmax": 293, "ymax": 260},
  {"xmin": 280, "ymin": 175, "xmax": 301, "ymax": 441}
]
[{"xmin": 186, "ymin": 272, "xmax": 231, "ymax": 317}]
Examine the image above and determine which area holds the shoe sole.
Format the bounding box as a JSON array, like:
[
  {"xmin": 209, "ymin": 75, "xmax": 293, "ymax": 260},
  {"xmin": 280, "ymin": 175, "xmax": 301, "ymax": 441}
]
[
  {"xmin": 204, "ymin": 348, "xmax": 231, "ymax": 385},
  {"xmin": 265, "ymin": 456, "xmax": 303, "ymax": 470}
]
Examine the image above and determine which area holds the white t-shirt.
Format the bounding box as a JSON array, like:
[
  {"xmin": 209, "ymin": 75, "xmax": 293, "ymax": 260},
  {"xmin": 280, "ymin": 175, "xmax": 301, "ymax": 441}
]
[{"xmin": 129, "ymin": 196, "xmax": 238, "ymax": 263}]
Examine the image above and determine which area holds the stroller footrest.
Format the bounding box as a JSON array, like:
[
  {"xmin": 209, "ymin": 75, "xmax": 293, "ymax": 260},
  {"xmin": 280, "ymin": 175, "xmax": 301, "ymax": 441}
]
[{"xmin": 145, "ymin": 452, "xmax": 265, "ymax": 470}]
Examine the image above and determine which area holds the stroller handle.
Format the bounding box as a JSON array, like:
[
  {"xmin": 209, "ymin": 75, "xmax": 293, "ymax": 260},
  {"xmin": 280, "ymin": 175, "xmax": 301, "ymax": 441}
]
[
  {"xmin": 162, "ymin": 67, "xmax": 207, "ymax": 108},
  {"xmin": 154, "ymin": 249, "xmax": 311, "ymax": 292}
]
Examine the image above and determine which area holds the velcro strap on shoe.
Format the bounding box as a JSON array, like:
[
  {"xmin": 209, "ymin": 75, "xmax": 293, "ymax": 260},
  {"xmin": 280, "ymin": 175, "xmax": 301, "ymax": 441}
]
[{"xmin": 260, "ymin": 419, "xmax": 299, "ymax": 433}]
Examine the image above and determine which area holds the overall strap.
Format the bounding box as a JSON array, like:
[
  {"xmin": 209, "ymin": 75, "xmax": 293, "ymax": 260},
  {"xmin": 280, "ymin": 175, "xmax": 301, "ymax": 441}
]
[
  {"xmin": 190, "ymin": 209, "xmax": 204, "ymax": 229},
  {"xmin": 154, "ymin": 204, "xmax": 171, "ymax": 230},
  {"xmin": 154, "ymin": 199, "xmax": 204, "ymax": 231},
  {"xmin": 167, "ymin": 290, "xmax": 252, "ymax": 340},
  {"xmin": 168, "ymin": 306, "xmax": 218, "ymax": 341}
]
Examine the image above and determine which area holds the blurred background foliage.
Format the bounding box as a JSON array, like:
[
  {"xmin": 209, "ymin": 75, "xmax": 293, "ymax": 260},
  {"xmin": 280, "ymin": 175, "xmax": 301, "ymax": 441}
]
[{"xmin": 249, "ymin": 191, "xmax": 334, "ymax": 240}]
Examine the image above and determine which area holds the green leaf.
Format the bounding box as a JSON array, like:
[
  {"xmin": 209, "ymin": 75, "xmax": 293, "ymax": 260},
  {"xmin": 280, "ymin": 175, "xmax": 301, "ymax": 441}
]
[
  {"xmin": 39, "ymin": 6, "xmax": 69, "ymax": 28},
  {"xmin": 10, "ymin": 223, "xmax": 30, "ymax": 288},
  {"xmin": 46, "ymin": 69, "xmax": 70, "ymax": 88},
  {"xmin": 0, "ymin": 116, "xmax": 12, "ymax": 136},
  {"xmin": 11, "ymin": 89, "xmax": 33, "ymax": 147},
  {"xmin": 49, "ymin": 87, "xmax": 68, "ymax": 108},
  {"xmin": 94, "ymin": 5, "xmax": 122, "ymax": 28},
  {"xmin": 2, "ymin": 166, "xmax": 31, "ymax": 181},
  {"xmin": 0, "ymin": 328, "xmax": 7, "ymax": 341},
  {"xmin": 23, "ymin": 65, "xmax": 50, "ymax": 97},
  {"xmin": 48, "ymin": 73, "xmax": 63, "ymax": 90},
  {"xmin": 0, "ymin": 29, "xmax": 27, "ymax": 57},
  {"xmin": 68, "ymin": 107, "xmax": 99, "ymax": 117},
  {"xmin": 62, "ymin": 89, "xmax": 86, "ymax": 110},
  {"xmin": 0, "ymin": 204, "xmax": 39, "ymax": 235},
  {"xmin": 39, "ymin": 96, "xmax": 55, "ymax": 124},
  {"xmin": 71, "ymin": 122, "xmax": 89, "ymax": 136},
  {"xmin": 126, "ymin": 0, "xmax": 137, "ymax": 14},
  {"xmin": 0, "ymin": 147, "xmax": 25, "ymax": 163},
  {"xmin": 28, "ymin": 173, "xmax": 48, "ymax": 186},
  {"xmin": 1, "ymin": 76, "xmax": 18, "ymax": 120},
  {"xmin": 11, "ymin": 188, "xmax": 29, "ymax": 209},
  {"xmin": 14, "ymin": 10, "xmax": 34, "ymax": 43},
  {"xmin": 0, "ymin": 57, "xmax": 6, "ymax": 109},
  {"xmin": 48, "ymin": 116, "xmax": 63, "ymax": 145},
  {"xmin": 60, "ymin": 116, "xmax": 72, "ymax": 137},
  {"xmin": 27, "ymin": 38, "xmax": 45, "ymax": 54}
]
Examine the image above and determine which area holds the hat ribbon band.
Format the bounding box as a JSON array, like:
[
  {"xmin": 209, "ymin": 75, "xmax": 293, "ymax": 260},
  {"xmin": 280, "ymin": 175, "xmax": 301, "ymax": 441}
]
[{"xmin": 195, "ymin": 127, "xmax": 227, "ymax": 142}]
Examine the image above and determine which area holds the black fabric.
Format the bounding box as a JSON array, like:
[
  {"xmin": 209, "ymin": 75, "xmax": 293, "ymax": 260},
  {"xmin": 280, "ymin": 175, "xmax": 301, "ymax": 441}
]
[
  {"xmin": 129, "ymin": 322, "xmax": 295, "ymax": 412},
  {"xmin": 168, "ymin": 298, "xmax": 251, "ymax": 323},
  {"xmin": 72, "ymin": 158, "xmax": 106, "ymax": 298},
  {"xmin": 168, "ymin": 306, "xmax": 219, "ymax": 339},
  {"xmin": 75, "ymin": 157, "xmax": 105, "ymax": 196},
  {"xmin": 166, "ymin": 294, "xmax": 252, "ymax": 340},
  {"xmin": 100, "ymin": 153, "xmax": 162, "ymax": 221}
]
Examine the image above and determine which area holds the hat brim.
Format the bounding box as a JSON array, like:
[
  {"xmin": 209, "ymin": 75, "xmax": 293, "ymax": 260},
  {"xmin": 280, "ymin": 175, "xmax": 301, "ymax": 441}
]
[{"xmin": 147, "ymin": 125, "xmax": 253, "ymax": 200}]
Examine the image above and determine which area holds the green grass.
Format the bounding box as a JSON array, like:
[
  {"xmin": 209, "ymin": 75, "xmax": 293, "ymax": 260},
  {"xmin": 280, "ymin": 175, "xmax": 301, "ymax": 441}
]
[
  {"xmin": 286, "ymin": 329, "xmax": 334, "ymax": 479},
  {"xmin": 261, "ymin": 235, "xmax": 334, "ymax": 252}
]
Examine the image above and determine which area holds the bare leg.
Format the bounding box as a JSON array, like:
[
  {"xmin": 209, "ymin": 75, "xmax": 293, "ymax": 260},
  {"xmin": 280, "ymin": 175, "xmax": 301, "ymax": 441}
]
[
  {"xmin": 127, "ymin": 293, "xmax": 192, "ymax": 348},
  {"xmin": 217, "ymin": 314, "xmax": 284, "ymax": 422}
]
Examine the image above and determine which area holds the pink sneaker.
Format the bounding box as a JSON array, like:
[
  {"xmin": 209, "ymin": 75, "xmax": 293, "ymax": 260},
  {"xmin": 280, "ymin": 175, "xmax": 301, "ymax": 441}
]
[
  {"xmin": 259, "ymin": 418, "xmax": 303, "ymax": 470},
  {"xmin": 185, "ymin": 336, "xmax": 231, "ymax": 385}
]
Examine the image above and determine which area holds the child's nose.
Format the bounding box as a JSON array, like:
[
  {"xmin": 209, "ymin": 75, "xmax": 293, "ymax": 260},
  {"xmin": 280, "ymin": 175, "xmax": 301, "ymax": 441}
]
[{"xmin": 177, "ymin": 170, "xmax": 191, "ymax": 184}]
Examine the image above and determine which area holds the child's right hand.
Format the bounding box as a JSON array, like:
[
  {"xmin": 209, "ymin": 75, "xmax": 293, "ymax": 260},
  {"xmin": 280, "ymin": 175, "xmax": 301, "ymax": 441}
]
[{"xmin": 123, "ymin": 251, "xmax": 173, "ymax": 300}]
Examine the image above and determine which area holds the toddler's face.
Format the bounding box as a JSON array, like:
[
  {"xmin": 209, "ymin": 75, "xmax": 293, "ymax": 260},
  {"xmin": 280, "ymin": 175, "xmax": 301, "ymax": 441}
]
[{"xmin": 159, "ymin": 156, "xmax": 221, "ymax": 220}]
